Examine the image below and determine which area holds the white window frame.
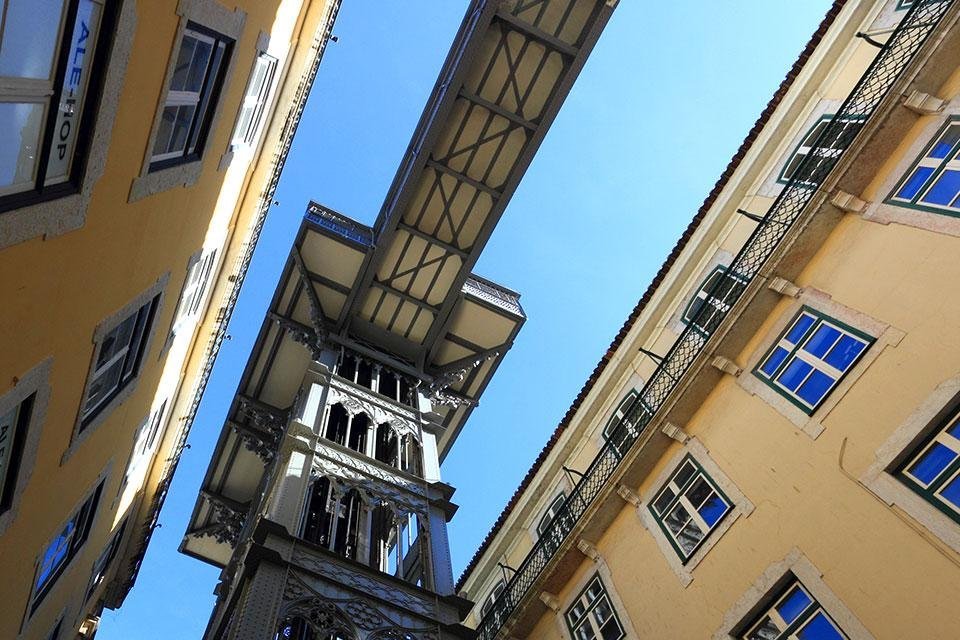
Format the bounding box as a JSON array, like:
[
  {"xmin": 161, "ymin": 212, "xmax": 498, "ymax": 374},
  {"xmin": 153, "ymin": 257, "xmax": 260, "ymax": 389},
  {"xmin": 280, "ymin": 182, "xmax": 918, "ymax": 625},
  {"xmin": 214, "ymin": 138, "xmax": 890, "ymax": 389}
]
[
  {"xmin": 232, "ymin": 51, "xmax": 278, "ymax": 147},
  {"xmin": 778, "ymin": 114, "xmax": 864, "ymax": 186},
  {"xmin": 563, "ymin": 574, "xmax": 626, "ymax": 640},
  {"xmin": 682, "ymin": 265, "xmax": 747, "ymax": 335}
]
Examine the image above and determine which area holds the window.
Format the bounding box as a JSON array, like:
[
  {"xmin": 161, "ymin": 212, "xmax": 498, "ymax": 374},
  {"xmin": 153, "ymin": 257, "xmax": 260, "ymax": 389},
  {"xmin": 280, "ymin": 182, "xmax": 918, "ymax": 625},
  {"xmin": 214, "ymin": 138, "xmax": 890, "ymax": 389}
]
[
  {"xmin": 778, "ymin": 114, "xmax": 864, "ymax": 185},
  {"xmin": 31, "ymin": 478, "xmax": 104, "ymax": 613},
  {"xmin": 889, "ymin": 117, "xmax": 960, "ymax": 216},
  {"xmin": 603, "ymin": 390, "xmax": 650, "ymax": 456},
  {"xmin": 741, "ymin": 578, "xmax": 848, "ymax": 640},
  {"xmin": 0, "ymin": 393, "xmax": 34, "ymax": 515},
  {"xmin": 80, "ymin": 293, "xmax": 160, "ymax": 430},
  {"xmin": 85, "ymin": 519, "xmax": 127, "ymax": 603},
  {"xmin": 119, "ymin": 400, "xmax": 167, "ymax": 497},
  {"xmin": 45, "ymin": 618, "xmax": 63, "ymax": 640},
  {"xmin": 537, "ymin": 493, "xmax": 570, "ymax": 554},
  {"xmin": 897, "ymin": 405, "xmax": 960, "ymax": 524},
  {"xmin": 0, "ymin": 0, "xmax": 113, "ymax": 212},
  {"xmin": 170, "ymin": 249, "xmax": 216, "ymax": 340},
  {"xmin": 649, "ymin": 455, "xmax": 732, "ymax": 561},
  {"xmin": 564, "ymin": 575, "xmax": 625, "ymax": 640},
  {"xmin": 232, "ymin": 53, "xmax": 277, "ymax": 146},
  {"xmin": 480, "ymin": 578, "xmax": 506, "ymax": 624},
  {"xmin": 896, "ymin": 0, "xmax": 915, "ymax": 9},
  {"xmin": 755, "ymin": 308, "xmax": 873, "ymax": 415},
  {"xmin": 683, "ymin": 265, "xmax": 747, "ymax": 335},
  {"xmin": 150, "ymin": 23, "xmax": 232, "ymax": 170}
]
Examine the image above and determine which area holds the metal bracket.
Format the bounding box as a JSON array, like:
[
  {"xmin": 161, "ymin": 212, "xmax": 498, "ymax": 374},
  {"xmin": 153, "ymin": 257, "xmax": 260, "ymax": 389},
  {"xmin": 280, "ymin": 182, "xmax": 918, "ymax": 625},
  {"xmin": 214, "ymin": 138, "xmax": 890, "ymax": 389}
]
[
  {"xmin": 710, "ymin": 355, "xmax": 743, "ymax": 378},
  {"xmin": 903, "ymin": 89, "xmax": 944, "ymax": 115},
  {"xmin": 661, "ymin": 421, "xmax": 691, "ymax": 444},
  {"xmin": 616, "ymin": 484, "xmax": 641, "ymax": 507},
  {"xmin": 767, "ymin": 277, "xmax": 802, "ymax": 298}
]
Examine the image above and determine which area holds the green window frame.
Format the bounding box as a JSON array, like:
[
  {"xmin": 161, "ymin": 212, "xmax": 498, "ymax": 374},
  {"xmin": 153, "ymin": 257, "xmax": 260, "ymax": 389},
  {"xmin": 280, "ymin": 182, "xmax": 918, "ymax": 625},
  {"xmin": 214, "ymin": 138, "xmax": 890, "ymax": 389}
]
[
  {"xmin": 564, "ymin": 574, "xmax": 625, "ymax": 640},
  {"xmin": 740, "ymin": 577, "xmax": 848, "ymax": 640},
  {"xmin": 896, "ymin": 0, "xmax": 915, "ymax": 10},
  {"xmin": 777, "ymin": 114, "xmax": 865, "ymax": 186},
  {"xmin": 0, "ymin": 393, "xmax": 34, "ymax": 515},
  {"xmin": 602, "ymin": 389, "xmax": 651, "ymax": 457},
  {"xmin": 681, "ymin": 265, "xmax": 747, "ymax": 336},
  {"xmin": 887, "ymin": 116, "xmax": 960, "ymax": 217},
  {"xmin": 537, "ymin": 493, "xmax": 572, "ymax": 555},
  {"xmin": 897, "ymin": 405, "xmax": 960, "ymax": 525},
  {"xmin": 753, "ymin": 307, "xmax": 874, "ymax": 415},
  {"xmin": 648, "ymin": 454, "xmax": 732, "ymax": 562}
]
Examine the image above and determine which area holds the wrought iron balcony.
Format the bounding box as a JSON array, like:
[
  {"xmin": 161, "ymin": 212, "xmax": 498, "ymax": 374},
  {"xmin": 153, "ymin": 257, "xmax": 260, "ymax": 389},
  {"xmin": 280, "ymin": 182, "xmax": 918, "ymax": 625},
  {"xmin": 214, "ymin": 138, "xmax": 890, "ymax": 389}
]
[
  {"xmin": 463, "ymin": 276, "xmax": 525, "ymax": 317},
  {"xmin": 474, "ymin": 2, "xmax": 955, "ymax": 638},
  {"xmin": 305, "ymin": 202, "xmax": 374, "ymax": 246}
]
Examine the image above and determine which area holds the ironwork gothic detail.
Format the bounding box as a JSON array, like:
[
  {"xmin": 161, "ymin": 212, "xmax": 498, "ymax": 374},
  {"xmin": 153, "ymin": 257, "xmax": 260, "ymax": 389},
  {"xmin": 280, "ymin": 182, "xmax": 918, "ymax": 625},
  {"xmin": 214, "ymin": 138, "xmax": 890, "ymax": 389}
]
[{"xmin": 201, "ymin": 499, "xmax": 247, "ymax": 546}]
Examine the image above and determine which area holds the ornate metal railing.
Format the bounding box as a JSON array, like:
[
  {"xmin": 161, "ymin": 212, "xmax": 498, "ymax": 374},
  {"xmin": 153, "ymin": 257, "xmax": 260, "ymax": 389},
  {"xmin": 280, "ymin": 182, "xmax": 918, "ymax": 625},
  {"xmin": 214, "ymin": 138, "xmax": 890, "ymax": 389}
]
[
  {"xmin": 306, "ymin": 202, "xmax": 374, "ymax": 246},
  {"xmin": 475, "ymin": 1, "xmax": 953, "ymax": 637},
  {"xmin": 463, "ymin": 275, "xmax": 525, "ymax": 316}
]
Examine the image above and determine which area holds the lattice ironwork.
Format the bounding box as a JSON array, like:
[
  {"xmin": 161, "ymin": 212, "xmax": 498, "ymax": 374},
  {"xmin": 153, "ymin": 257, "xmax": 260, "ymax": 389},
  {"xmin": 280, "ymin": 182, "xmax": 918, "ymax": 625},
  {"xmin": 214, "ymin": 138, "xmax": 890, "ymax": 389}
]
[{"xmin": 475, "ymin": 2, "xmax": 954, "ymax": 638}]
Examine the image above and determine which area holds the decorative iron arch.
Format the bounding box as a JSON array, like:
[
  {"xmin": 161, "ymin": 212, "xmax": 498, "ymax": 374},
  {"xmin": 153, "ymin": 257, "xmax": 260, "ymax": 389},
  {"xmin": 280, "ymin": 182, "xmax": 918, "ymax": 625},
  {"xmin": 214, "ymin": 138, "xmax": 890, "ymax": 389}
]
[{"xmin": 278, "ymin": 598, "xmax": 358, "ymax": 640}]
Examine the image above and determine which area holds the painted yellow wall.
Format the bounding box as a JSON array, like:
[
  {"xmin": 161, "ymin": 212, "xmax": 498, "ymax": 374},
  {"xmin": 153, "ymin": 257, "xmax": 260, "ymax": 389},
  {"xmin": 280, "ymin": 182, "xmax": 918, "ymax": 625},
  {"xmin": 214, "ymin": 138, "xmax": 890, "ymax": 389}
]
[{"xmin": 0, "ymin": 1, "xmax": 331, "ymax": 638}]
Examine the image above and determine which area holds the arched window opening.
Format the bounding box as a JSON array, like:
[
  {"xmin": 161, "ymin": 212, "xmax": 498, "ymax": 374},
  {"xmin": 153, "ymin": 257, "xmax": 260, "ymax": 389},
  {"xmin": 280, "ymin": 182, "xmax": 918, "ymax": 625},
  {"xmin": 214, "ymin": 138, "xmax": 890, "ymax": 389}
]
[
  {"xmin": 276, "ymin": 616, "xmax": 355, "ymax": 640},
  {"xmin": 368, "ymin": 502, "xmax": 394, "ymax": 573},
  {"xmin": 324, "ymin": 404, "xmax": 349, "ymax": 446},
  {"xmin": 375, "ymin": 423, "xmax": 399, "ymax": 467},
  {"xmin": 332, "ymin": 489, "xmax": 363, "ymax": 561},
  {"xmin": 336, "ymin": 353, "xmax": 357, "ymax": 382},
  {"xmin": 399, "ymin": 434, "xmax": 421, "ymax": 476},
  {"xmin": 398, "ymin": 378, "xmax": 413, "ymax": 408},
  {"xmin": 347, "ymin": 413, "xmax": 368, "ymax": 454},
  {"xmin": 301, "ymin": 477, "xmax": 334, "ymax": 548},
  {"xmin": 379, "ymin": 370, "xmax": 399, "ymax": 401}
]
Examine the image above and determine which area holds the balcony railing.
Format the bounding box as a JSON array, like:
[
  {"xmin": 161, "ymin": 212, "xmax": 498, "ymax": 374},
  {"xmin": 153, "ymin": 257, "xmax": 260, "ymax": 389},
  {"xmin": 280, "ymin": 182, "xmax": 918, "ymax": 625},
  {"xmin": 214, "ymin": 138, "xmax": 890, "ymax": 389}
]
[
  {"xmin": 306, "ymin": 202, "xmax": 374, "ymax": 246},
  {"xmin": 475, "ymin": 1, "xmax": 954, "ymax": 638},
  {"xmin": 463, "ymin": 275, "xmax": 525, "ymax": 316}
]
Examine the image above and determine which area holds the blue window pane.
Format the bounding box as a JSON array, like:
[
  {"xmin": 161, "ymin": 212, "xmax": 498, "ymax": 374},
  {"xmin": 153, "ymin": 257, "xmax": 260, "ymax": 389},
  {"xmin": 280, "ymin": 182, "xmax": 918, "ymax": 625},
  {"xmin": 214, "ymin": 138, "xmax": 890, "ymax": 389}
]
[
  {"xmin": 777, "ymin": 586, "xmax": 812, "ymax": 625},
  {"xmin": 939, "ymin": 474, "xmax": 960, "ymax": 509},
  {"xmin": 920, "ymin": 169, "xmax": 960, "ymax": 206},
  {"xmin": 777, "ymin": 359, "xmax": 812, "ymax": 392},
  {"xmin": 786, "ymin": 314, "xmax": 816, "ymax": 344},
  {"xmin": 803, "ymin": 325, "xmax": 841, "ymax": 358},
  {"xmin": 896, "ymin": 166, "xmax": 934, "ymax": 200},
  {"xmin": 907, "ymin": 442, "xmax": 957, "ymax": 484},
  {"xmin": 947, "ymin": 418, "xmax": 960, "ymax": 439},
  {"xmin": 797, "ymin": 370, "xmax": 835, "ymax": 407},
  {"xmin": 761, "ymin": 347, "xmax": 789, "ymax": 377},
  {"xmin": 929, "ymin": 126, "xmax": 960, "ymax": 159},
  {"xmin": 824, "ymin": 335, "xmax": 866, "ymax": 371},
  {"xmin": 698, "ymin": 494, "xmax": 728, "ymax": 528},
  {"xmin": 798, "ymin": 612, "xmax": 843, "ymax": 640}
]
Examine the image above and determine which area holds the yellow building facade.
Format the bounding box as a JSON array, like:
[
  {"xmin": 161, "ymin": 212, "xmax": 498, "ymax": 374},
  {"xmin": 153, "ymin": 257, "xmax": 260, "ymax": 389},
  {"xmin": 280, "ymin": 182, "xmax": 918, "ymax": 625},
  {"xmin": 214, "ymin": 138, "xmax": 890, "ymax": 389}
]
[
  {"xmin": 459, "ymin": 1, "xmax": 960, "ymax": 639},
  {"xmin": 0, "ymin": 0, "xmax": 338, "ymax": 638}
]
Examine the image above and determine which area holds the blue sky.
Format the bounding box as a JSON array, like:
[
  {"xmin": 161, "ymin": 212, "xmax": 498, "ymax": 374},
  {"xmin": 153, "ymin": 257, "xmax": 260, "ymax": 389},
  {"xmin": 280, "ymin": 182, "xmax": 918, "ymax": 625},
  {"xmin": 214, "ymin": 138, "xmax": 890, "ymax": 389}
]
[{"xmin": 98, "ymin": 1, "xmax": 833, "ymax": 637}]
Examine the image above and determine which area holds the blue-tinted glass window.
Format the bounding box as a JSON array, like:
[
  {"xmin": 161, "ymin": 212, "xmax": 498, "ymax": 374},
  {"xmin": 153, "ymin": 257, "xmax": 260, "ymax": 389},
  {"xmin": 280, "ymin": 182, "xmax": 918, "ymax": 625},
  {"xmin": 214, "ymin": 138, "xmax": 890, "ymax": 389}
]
[
  {"xmin": 890, "ymin": 119, "xmax": 960, "ymax": 216},
  {"xmin": 898, "ymin": 406, "xmax": 960, "ymax": 526},
  {"xmin": 740, "ymin": 579, "xmax": 848, "ymax": 640}
]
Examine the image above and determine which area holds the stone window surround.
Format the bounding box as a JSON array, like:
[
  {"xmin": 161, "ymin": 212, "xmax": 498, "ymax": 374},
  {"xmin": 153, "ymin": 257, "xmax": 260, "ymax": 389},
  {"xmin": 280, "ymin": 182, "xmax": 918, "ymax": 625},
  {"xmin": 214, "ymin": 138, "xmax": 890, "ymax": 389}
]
[
  {"xmin": 524, "ymin": 475, "xmax": 574, "ymax": 544},
  {"xmin": 713, "ymin": 548, "xmax": 875, "ymax": 640},
  {"xmin": 863, "ymin": 97, "xmax": 960, "ymax": 237},
  {"xmin": 548, "ymin": 550, "xmax": 640, "ymax": 640},
  {"xmin": 861, "ymin": 373, "xmax": 960, "ymax": 555},
  {"xmin": 634, "ymin": 438, "xmax": 754, "ymax": 587},
  {"xmin": 128, "ymin": 0, "xmax": 246, "ymax": 203},
  {"xmin": 0, "ymin": 358, "xmax": 53, "ymax": 538},
  {"xmin": 0, "ymin": 0, "xmax": 137, "ymax": 251},
  {"xmin": 737, "ymin": 287, "xmax": 904, "ymax": 440},
  {"xmin": 20, "ymin": 462, "xmax": 113, "ymax": 634},
  {"xmin": 756, "ymin": 99, "xmax": 843, "ymax": 199},
  {"xmin": 63, "ymin": 273, "xmax": 170, "ymax": 464},
  {"xmin": 668, "ymin": 248, "xmax": 736, "ymax": 336}
]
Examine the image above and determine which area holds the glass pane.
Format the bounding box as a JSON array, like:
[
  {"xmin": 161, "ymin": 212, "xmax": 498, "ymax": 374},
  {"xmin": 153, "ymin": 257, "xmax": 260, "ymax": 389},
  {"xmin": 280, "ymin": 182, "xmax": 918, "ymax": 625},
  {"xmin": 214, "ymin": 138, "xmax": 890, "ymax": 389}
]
[
  {"xmin": 797, "ymin": 612, "xmax": 844, "ymax": 640},
  {"xmin": 152, "ymin": 106, "xmax": 178, "ymax": 156},
  {"xmin": 921, "ymin": 169, "xmax": 960, "ymax": 206},
  {"xmin": 947, "ymin": 417, "xmax": 960, "ymax": 439},
  {"xmin": 786, "ymin": 314, "xmax": 816, "ymax": 344},
  {"xmin": 36, "ymin": 520, "xmax": 75, "ymax": 589},
  {"xmin": 907, "ymin": 442, "xmax": 957, "ymax": 484},
  {"xmin": 686, "ymin": 476, "xmax": 712, "ymax": 508},
  {"xmin": 45, "ymin": 0, "xmax": 104, "ymax": 184},
  {"xmin": 0, "ymin": 0, "xmax": 67, "ymax": 79},
  {"xmin": 652, "ymin": 486, "xmax": 675, "ymax": 515},
  {"xmin": 698, "ymin": 493, "xmax": 728, "ymax": 528},
  {"xmin": 0, "ymin": 403, "xmax": 22, "ymax": 495},
  {"xmin": 803, "ymin": 325, "xmax": 840, "ymax": 358},
  {"xmin": 591, "ymin": 597, "xmax": 613, "ymax": 624},
  {"xmin": 678, "ymin": 520, "xmax": 703, "ymax": 555},
  {"xmin": 170, "ymin": 36, "xmax": 198, "ymax": 92},
  {"xmin": 823, "ymin": 335, "xmax": 866, "ymax": 371},
  {"xmin": 760, "ymin": 347, "xmax": 789, "ymax": 377},
  {"xmin": 96, "ymin": 314, "xmax": 137, "ymax": 369},
  {"xmin": 188, "ymin": 40, "xmax": 226, "ymax": 154},
  {"xmin": 169, "ymin": 105, "xmax": 197, "ymax": 155},
  {"xmin": 186, "ymin": 37, "xmax": 214, "ymax": 93},
  {"xmin": 600, "ymin": 618, "xmax": 623, "ymax": 640},
  {"xmin": 928, "ymin": 125, "xmax": 960, "ymax": 159},
  {"xmin": 664, "ymin": 503, "xmax": 690, "ymax": 536},
  {"xmin": 777, "ymin": 359, "xmax": 812, "ymax": 392},
  {"xmin": 674, "ymin": 461, "xmax": 696, "ymax": 488},
  {"xmin": 776, "ymin": 586, "xmax": 812, "ymax": 624},
  {"xmin": 797, "ymin": 370, "xmax": 834, "ymax": 407},
  {"xmin": 896, "ymin": 166, "xmax": 934, "ymax": 200},
  {"xmin": 83, "ymin": 359, "xmax": 123, "ymax": 416},
  {"xmin": 574, "ymin": 623, "xmax": 596, "ymax": 640},
  {"xmin": 0, "ymin": 102, "xmax": 45, "ymax": 193},
  {"xmin": 746, "ymin": 616, "xmax": 781, "ymax": 640},
  {"xmin": 937, "ymin": 474, "xmax": 960, "ymax": 509}
]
